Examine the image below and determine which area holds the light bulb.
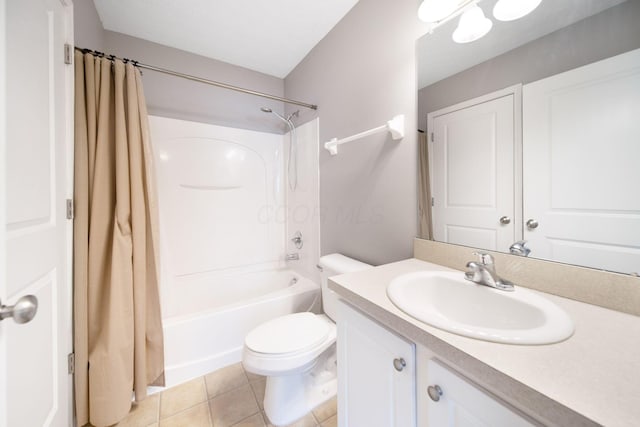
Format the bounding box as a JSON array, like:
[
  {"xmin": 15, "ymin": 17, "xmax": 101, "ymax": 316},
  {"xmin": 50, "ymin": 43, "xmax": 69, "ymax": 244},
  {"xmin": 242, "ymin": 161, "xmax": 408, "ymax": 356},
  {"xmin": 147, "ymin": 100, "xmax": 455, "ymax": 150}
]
[
  {"xmin": 452, "ymin": 5, "xmax": 493, "ymax": 44},
  {"xmin": 418, "ymin": 0, "xmax": 462, "ymax": 23},
  {"xmin": 493, "ymin": 0, "xmax": 542, "ymax": 22}
]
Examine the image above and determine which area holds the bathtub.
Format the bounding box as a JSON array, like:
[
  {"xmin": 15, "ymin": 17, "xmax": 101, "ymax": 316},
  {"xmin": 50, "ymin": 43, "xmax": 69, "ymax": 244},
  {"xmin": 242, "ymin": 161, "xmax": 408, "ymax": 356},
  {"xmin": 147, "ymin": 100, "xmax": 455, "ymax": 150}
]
[{"xmin": 161, "ymin": 268, "xmax": 319, "ymax": 387}]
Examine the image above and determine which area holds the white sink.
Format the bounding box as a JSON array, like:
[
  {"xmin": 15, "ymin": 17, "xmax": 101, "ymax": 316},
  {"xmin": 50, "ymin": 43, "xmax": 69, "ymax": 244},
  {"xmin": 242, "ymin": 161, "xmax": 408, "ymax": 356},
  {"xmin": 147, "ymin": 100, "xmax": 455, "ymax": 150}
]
[{"xmin": 387, "ymin": 271, "xmax": 574, "ymax": 345}]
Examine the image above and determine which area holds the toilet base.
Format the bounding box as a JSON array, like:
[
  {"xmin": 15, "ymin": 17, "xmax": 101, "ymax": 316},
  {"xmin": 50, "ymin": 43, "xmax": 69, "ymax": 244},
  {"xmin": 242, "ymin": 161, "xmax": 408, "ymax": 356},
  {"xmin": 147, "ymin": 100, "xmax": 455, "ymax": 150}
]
[{"xmin": 263, "ymin": 345, "xmax": 337, "ymax": 426}]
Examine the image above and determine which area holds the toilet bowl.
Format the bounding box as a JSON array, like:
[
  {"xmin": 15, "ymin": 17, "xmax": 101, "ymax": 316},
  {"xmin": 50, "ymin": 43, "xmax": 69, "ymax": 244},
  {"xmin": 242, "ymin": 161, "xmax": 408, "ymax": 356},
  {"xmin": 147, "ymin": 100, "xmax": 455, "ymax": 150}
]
[{"xmin": 242, "ymin": 253, "xmax": 371, "ymax": 427}]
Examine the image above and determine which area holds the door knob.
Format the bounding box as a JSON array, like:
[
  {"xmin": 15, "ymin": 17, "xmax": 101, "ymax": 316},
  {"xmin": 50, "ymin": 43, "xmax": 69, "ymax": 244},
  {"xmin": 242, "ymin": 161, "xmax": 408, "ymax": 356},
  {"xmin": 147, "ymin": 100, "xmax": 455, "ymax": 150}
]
[
  {"xmin": 499, "ymin": 216, "xmax": 511, "ymax": 225},
  {"xmin": 393, "ymin": 358, "xmax": 406, "ymax": 372},
  {"xmin": 0, "ymin": 295, "xmax": 38, "ymax": 324},
  {"xmin": 428, "ymin": 385, "xmax": 443, "ymax": 402},
  {"xmin": 526, "ymin": 219, "xmax": 539, "ymax": 230}
]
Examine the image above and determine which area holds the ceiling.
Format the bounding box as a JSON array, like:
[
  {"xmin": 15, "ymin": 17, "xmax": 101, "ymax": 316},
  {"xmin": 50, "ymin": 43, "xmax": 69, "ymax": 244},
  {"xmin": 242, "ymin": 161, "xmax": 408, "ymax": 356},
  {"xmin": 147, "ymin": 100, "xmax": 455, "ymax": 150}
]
[
  {"xmin": 417, "ymin": 0, "xmax": 627, "ymax": 89},
  {"xmin": 93, "ymin": 0, "xmax": 360, "ymax": 78}
]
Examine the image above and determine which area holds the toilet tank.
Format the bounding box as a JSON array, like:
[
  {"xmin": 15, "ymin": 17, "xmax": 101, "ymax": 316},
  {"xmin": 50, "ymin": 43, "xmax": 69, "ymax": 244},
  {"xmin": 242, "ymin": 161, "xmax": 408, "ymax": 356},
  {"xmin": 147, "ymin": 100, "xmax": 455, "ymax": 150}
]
[{"xmin": 319, "ymin": 254, "xmax": 372, "ymax": 320}]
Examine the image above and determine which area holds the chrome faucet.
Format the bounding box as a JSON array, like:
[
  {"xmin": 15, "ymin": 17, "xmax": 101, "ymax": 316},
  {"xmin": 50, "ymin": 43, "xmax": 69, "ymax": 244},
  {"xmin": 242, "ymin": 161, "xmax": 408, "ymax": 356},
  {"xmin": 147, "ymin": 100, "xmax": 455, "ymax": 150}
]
[
  {"xmin": 465, "ymin": 252, "xmax": 515, "ymax": 291},
  {"xmin": 509, "ymin": 240, "xmax": 531, "ymax": 257}
]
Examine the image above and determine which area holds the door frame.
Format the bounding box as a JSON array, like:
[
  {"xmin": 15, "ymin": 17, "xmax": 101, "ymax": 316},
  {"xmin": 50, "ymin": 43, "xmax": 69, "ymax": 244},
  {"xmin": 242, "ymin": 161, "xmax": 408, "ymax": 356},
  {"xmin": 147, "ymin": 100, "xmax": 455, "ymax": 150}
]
[
  {"xmin": 62, "ymin": 0, "xmax": 76, "ymax": 424},
  {"xmin": 426, "ymin": 84, "xmax": 523, "ymax": 245}
]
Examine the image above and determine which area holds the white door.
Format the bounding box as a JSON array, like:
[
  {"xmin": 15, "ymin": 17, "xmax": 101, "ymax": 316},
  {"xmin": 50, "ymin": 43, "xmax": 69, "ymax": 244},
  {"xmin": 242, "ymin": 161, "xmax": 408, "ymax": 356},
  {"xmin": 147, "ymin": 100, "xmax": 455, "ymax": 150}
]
[
  {"xmin": 0, "ymin": 0, "xmax": 74, "ymax": 426},
  {"xmin": 428, "ymin": 87, "xmax": 520, "ymax": 252},
  {"xmin": 523, "ymin": 49, "xmax": 640, "ymax": 274},
  {"xmin": 337, "ymin": 301, "xmax": 416, "ymax": 427}
]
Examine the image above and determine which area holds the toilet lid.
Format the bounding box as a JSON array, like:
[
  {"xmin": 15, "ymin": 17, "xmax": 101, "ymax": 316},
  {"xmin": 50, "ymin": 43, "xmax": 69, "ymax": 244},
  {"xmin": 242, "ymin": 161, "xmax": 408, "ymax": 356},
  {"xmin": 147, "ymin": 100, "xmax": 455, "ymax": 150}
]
[{"xmin": 245, "ymin": 312, "xmax": 331, "ymax": 355}]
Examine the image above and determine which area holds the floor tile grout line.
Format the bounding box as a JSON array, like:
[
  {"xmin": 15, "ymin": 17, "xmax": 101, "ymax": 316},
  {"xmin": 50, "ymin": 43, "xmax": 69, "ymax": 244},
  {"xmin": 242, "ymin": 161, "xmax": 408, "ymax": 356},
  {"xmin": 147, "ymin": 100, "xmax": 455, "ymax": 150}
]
[
  {"xmin": 229, "ymin": 409, "xmax": 265, "ymax": 427},
  {"xmin": 158, "ymin": 377, "xmax": 208, "ymax": 421}
]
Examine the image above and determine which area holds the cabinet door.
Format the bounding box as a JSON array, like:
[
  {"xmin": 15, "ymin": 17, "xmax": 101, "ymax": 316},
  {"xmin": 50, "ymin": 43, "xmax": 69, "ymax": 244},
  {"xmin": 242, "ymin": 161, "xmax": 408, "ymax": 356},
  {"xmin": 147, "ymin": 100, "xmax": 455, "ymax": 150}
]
[
  {"xmin": 426, "ymin": 360, "xmax": 535, "ymax": 427},
  {"xmin": 337, "ymin": 301, "xmax": 416, "ymax": 427}
]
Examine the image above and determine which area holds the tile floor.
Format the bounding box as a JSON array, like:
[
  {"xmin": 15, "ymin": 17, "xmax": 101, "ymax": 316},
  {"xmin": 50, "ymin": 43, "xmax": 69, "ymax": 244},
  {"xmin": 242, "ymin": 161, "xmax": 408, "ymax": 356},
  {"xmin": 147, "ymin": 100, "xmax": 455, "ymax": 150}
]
[{"xmin": 105, "ymin": 363, "xmax": 337, "ymax": 427}]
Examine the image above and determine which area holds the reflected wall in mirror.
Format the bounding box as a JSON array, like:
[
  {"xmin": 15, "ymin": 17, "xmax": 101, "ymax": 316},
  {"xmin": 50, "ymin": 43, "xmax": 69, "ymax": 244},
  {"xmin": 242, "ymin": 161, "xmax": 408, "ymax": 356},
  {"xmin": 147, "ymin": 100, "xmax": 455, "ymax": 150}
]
[{"xmin": 417, "ymin": 0, "xmax": 640, "ymax": 275}]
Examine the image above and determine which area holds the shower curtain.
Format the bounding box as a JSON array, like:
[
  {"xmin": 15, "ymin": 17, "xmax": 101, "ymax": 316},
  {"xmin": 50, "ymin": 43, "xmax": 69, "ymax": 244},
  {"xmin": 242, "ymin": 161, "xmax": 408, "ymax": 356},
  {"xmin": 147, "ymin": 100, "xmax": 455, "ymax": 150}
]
[
  {"xmin": 418, "ymin": 131, "xmax": 433, "ymax": 239},
  {"xmin": 73, "ymin": 52, "xmax": 165, "ymax": 427}
]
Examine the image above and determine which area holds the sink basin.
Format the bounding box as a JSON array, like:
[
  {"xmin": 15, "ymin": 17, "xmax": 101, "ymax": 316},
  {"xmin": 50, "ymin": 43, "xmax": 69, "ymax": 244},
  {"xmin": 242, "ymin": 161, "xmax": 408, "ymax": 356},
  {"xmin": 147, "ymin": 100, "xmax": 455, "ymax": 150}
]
[{"xmin": 387, "ymin": 271, "xmax": 574, "ymax": 344}]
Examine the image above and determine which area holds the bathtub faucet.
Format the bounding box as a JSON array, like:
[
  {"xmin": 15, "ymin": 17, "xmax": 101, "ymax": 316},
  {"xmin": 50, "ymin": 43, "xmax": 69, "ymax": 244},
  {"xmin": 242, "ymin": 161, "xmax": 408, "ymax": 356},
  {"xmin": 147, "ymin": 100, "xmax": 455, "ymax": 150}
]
[{"xmin": 286, "ymin": 253, "xmax": 299, "ymax": 261}]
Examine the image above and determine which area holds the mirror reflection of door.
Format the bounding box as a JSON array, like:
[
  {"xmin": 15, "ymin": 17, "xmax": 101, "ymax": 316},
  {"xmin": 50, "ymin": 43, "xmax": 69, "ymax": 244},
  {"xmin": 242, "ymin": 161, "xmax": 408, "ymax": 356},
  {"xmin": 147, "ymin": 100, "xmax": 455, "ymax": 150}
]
[
  {"xmin": 523, "ymin": 49, "xmax": 640, "ymax": 274},
  {"xmin": 427, "ymin": 86, "xmax": 521, "ymax": 253}
]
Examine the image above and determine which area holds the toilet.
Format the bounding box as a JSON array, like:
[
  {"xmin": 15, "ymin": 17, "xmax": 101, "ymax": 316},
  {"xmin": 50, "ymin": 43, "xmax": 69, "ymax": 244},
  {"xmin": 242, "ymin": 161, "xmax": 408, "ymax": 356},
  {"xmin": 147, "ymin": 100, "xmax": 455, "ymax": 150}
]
[{"xmin": 242, "ymin": 254, "xmax": 371, "ymax": 426}]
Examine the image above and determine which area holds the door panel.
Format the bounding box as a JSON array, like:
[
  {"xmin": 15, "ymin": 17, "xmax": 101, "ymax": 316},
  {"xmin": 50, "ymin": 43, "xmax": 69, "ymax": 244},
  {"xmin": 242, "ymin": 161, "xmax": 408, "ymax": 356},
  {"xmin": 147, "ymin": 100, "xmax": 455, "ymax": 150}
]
[
  {"xmin": 429, "ymin": 92, "xmax": 517, "ymax": 252},
  {"xmin": 1, "ymin": 0, "xmax": 73, "ymax": 426},
  {"xmin": 523, "ymin": 48, "xmax": 640, "ymax": 274}
]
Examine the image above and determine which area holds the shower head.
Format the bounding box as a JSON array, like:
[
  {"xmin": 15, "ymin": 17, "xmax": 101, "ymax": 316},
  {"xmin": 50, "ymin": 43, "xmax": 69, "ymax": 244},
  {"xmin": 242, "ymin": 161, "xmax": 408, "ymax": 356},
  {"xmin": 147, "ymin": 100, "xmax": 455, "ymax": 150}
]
[{"xmin": 260, "ymin": 106, "xmax": 294, "ymax": 131}]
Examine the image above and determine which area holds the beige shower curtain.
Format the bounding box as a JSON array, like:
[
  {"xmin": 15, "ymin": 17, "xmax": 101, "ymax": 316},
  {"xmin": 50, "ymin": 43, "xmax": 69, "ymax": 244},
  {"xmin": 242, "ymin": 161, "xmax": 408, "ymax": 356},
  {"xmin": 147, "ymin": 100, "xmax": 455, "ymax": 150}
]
[
  {"xmin": 73, "ymin": 51, "xmax": 165, "ymax": 427},
  {"xmin": 418, "ymin": 131, "xmax": 433, "ymax": 239}
]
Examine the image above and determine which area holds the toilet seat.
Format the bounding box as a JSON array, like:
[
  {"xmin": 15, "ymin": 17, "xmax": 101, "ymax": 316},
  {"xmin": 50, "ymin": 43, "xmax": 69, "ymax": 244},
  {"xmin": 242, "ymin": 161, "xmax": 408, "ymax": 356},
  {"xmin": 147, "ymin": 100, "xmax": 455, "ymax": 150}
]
[
  {"xmin": 245, "ymin": 312, "xmax": 331, "ymax": 356},
  {"xmin": 243, "ymin": 313, "xmax": 336, "ymax": 376}
]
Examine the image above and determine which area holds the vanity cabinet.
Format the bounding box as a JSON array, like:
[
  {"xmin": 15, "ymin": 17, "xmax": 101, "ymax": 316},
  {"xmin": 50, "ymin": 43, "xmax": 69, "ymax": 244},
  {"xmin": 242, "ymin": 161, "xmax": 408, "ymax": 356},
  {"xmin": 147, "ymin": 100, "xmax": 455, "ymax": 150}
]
[
  {"xmin": 337, "ymin": 300, "xmax": 416, "ymax": 427},
  {"xmin": 422, "ymin": 359, "xmax": 536, "ymax": 427},
  {"xmin": 338, "ymin": 300, "xmax": 538, "ymax": 427}
]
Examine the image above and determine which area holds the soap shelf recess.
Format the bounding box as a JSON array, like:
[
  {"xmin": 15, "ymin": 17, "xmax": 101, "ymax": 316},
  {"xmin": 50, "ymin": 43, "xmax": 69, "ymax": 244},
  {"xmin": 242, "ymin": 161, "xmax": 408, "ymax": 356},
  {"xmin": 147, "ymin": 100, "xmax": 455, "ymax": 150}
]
[{"xmin": 324, "ymin": 114, "xmax": 405, "ymax": 155}]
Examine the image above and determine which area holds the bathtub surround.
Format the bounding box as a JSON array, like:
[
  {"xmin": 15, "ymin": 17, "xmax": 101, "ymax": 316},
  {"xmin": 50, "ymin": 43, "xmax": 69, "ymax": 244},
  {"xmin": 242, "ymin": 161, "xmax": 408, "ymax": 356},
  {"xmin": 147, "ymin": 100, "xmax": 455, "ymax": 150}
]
[
  {"xmin": 74, "ymin": 52, "xmax": 165, "ymax": 427},
  {"xmin": 285, "ymin": 119, "xmax": 321, "ymax": 284}
]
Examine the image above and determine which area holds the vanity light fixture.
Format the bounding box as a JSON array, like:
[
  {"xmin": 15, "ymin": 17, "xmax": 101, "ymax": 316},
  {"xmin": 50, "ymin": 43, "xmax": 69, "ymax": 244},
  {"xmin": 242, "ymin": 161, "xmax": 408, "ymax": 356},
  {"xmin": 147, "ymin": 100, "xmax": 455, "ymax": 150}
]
[
  {"xmin": 418, "ymin": 0, "xmax": 466, "ymax": 23},
  {"xmin": 452, "ymin": 4, "xmax": 493, "ymax": 44},
  {"xmin": 493, "ymin": 0, "xmax": 542, "ymax": 21},
  {"xmin": 419, "ymin": 0, "xmax": 544, "ymax": 44}
]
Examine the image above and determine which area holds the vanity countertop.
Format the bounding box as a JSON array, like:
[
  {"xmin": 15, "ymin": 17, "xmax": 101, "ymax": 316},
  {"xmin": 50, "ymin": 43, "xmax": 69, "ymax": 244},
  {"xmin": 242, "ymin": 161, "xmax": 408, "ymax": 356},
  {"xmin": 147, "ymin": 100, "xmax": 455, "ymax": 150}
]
[{"xmin": 328, "ymin": 258, "xmax": 640, "ymax": 427}]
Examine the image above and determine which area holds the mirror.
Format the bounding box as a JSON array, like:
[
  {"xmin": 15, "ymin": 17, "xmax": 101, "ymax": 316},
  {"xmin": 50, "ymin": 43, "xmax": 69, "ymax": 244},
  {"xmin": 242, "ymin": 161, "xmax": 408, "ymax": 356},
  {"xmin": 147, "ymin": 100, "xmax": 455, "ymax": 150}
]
[{"xmin": 416, "ymin": 0, "xmax": 640, "ymax": 275}]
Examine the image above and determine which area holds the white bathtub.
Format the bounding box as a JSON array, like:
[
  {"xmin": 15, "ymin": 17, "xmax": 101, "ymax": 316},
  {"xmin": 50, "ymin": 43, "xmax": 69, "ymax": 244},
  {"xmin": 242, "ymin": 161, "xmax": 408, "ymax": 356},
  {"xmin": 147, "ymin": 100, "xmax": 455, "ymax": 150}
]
[{"xmin": 161, "ymin": 268, "xmax": 319, "ymax": 387}]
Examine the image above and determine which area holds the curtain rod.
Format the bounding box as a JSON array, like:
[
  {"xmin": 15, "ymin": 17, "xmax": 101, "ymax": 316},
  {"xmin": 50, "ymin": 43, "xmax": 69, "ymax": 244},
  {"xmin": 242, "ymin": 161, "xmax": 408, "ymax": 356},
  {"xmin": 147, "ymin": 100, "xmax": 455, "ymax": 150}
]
[{"xmin": 75, "ymin": 47, "xmax": 318, "ymax": 111}]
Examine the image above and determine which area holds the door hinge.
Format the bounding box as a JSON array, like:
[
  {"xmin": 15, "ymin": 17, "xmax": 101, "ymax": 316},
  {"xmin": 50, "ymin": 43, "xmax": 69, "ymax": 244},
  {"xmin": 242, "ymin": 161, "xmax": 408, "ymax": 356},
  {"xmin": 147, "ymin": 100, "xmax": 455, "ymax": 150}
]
[
  {"xmin": 431, "ymin": 197, "xmax": 435, "ymax": 207},
  {"xmin": 66, "ymin": 199, "xmax": 74, "ymax": 220},
  {"xmin": 68, "ymin": 353, "xmax": 75, "ymax": 375},
  {"xmin": 430, "ymin": 132, "xmax": 434, "ymax": 142},
  {"xmin": 64, "ymin": 43, "xmax": 72, "ymax": 65}
]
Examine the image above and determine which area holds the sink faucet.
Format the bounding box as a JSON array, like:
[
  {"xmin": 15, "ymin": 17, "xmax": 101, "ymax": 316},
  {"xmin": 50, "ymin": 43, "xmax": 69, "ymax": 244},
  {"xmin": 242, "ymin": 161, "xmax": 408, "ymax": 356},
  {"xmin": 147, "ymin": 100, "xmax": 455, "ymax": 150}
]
[
  {"xmin": 465, "ymin": 252, "xmax": 515, "ymax": 291},
  {"xmin": 509, "ymin": 240, "xmax": 531, "ymax": 257}
]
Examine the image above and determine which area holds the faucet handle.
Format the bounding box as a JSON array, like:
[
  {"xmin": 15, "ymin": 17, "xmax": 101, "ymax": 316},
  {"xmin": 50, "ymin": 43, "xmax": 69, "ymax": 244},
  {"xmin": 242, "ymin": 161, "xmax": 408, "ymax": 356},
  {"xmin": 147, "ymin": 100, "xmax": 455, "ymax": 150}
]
[{"xmin": 472, "ymin": 252, "xmax": 494, "ymax": 265}]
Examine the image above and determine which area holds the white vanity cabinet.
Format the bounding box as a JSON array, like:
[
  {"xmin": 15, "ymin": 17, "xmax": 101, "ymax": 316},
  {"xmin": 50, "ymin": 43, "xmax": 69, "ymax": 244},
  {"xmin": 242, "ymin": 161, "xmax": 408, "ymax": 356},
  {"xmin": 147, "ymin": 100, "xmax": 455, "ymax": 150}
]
[
  {"xmin": 337, "ymin": 299, "xmax": 539, "ymax": 427},
  {"xmin": 422, "ymin": 359, "xmax": 536, "ymax": 427},
  {"xmin": 337, "ymin": 300, "xmax": 416, "ymax": 427}
]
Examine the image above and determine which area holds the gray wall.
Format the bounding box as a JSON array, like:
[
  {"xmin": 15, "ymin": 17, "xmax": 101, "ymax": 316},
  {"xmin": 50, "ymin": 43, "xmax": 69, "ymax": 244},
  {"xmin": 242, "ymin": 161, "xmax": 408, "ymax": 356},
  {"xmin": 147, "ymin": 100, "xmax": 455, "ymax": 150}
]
[
  {"xmin": 74, "ymin": 0, "xmax": 105, "ymax": 51},
  {"xmin": 284, "ymin": 0, "xmax": 428, "ymax": 266},
  {"xmin": 74, "ymin": 1, "xmax": 287, "ymax": 133},
  {"xmin": 418, "ymin": 1, "xmax": 640, "ymax": 129}
]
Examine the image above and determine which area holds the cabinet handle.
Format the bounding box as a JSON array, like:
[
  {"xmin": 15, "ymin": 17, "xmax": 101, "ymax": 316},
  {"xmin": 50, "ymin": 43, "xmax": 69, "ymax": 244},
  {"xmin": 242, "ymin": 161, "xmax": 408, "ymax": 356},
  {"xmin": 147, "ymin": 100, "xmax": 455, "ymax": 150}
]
[
  {"xmin": 428, "ymin": 385, "xmax": 443, "ymax": 402},
  {"xmin": 393, "ymin": 358, "xmax": 406, "ymax": 371},
  {"xmin": 499, "ymin": 216, "xmax": 511, "ymax": 225}
]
